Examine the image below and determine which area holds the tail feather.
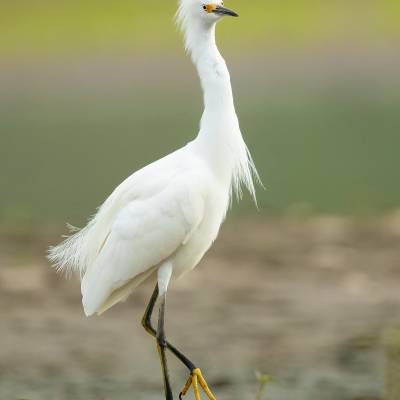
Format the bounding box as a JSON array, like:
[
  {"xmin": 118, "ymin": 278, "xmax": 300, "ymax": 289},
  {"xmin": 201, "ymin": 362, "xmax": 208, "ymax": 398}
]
[
  {"xmin": 48, "ymin": 224, "xmax": 92, "ymax": 277},
  {"xmin": 48, "ymin": 183, "xmax": 127, "ymax": 276}
]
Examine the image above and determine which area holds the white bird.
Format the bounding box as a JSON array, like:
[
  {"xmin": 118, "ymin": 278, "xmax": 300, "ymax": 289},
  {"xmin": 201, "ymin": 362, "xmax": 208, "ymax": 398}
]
[{"xmin": 49, "ymin": 1, "xmax": 259, "ymax": 399}]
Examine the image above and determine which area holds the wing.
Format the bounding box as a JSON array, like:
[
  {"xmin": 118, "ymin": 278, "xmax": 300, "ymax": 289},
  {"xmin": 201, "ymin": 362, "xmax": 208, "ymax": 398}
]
[{"xmin": 81, "ymin": 176, "xmax": 204, "ymax": 316}]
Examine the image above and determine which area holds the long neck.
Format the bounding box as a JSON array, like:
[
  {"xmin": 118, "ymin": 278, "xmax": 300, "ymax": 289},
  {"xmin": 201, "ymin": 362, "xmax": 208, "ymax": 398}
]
[
  {"xmin": 183, "ymin": 20, "xmax": 258, "ymax": 202},
  {"xmin": 187, "ymin": 23, "xmax": 241, "ymax": 175},
  {"xmin": 189, "ymin": 24, "xmax": 235, "ymax": 118}
]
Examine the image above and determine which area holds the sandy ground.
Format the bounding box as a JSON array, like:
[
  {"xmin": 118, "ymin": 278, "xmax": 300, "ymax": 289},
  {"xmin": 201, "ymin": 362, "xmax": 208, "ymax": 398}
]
[{"xmin": 1, "ymin": 215, "xmax": 400, "ymax": 400}]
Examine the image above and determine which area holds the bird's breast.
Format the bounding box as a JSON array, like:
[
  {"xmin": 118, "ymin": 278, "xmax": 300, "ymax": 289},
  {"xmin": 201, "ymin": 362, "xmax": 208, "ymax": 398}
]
[{"xmin": 171, "ymin": 183, "xmax": 230, "ymax": 279}]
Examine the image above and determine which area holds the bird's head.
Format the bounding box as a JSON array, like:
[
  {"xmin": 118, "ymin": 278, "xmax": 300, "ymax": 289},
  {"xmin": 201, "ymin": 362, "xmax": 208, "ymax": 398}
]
[
  {"xmin": 200, "ymin": 1, "xmax": 239, "ymax": 20},
  {"xmin": 177, "ymin": 0, "xmax": 238, "ymax": 29},
  {"xmin": 176, "ymin": 0, "xmax": 239, "ymax": 54}
]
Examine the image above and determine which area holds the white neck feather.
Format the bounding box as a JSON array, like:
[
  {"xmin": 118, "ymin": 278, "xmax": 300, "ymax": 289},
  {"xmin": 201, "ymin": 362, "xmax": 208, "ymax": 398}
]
[{"xmin": 177, "ymin": 12, "xmax": 259, "ymax": 203}]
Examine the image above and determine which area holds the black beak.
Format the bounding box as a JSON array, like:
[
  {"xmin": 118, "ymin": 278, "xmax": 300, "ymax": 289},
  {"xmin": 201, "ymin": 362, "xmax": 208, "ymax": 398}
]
[{"xmin": 212, "ymin": 5, "xmax": 239, "ymax": 17}]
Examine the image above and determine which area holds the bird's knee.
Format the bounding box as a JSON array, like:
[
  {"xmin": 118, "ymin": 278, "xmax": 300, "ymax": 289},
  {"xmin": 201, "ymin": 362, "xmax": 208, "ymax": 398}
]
[{"xmin": 142, "ymin": 316, "xmax": 156, "ymax": 336}]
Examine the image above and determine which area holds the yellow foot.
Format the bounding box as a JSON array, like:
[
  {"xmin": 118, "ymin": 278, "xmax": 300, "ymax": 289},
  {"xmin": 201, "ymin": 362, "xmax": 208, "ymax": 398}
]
[{"xmin": 179, "ymin": 368, "xmax": 217, "ymax": 400}]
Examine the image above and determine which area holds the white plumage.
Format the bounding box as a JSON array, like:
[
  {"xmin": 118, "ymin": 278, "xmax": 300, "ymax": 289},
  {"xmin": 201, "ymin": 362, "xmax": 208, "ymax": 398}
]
[{"xmin": 48, "ymin": 0, "xmax": 259, "ymax": 317}]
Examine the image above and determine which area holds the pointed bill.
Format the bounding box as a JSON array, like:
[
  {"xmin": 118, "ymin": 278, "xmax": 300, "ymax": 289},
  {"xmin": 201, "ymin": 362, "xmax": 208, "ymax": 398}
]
[{"xmin": 212, "ymin": 5, "xmax": 239, "ymax": 17}]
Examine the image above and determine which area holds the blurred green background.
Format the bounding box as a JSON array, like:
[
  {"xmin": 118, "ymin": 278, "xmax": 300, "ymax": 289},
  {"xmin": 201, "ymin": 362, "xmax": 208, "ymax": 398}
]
[
  {"xmin": 1, "ymin": 0, "xmax": 399, "ymax": 229},
  {"xmin": 1, "ymin": 3, "xmax": 400, "ymax": 400}
]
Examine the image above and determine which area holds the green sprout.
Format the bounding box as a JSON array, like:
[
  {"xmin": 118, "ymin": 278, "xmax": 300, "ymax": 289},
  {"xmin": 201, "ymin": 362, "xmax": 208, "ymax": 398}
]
[{"xmin": 255, "ymin": 371, "xmax": 274, "ymax": 400}]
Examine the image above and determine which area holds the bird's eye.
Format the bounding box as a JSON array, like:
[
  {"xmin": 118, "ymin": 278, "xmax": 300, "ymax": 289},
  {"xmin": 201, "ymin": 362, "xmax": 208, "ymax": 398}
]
[{"xmin": 203, "ymin": 5, "xmax": 207, "ymax": 10}]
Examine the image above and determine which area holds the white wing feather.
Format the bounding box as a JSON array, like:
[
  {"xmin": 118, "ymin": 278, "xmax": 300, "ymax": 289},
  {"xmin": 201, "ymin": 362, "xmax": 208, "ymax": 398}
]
[
  {"xmin": 48, "ymin": 148, "xmax": 205, "ymax": 316},
  {"xmin": 82, "ymin": 178, "xmax": 204, "ymax": 315}
]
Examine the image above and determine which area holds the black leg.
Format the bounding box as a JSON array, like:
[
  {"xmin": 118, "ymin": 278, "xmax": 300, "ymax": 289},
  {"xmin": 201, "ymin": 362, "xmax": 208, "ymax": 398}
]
[
  {"xmin": 157, "ymin": 293, "xmax": 173, "ymax": 400},
  {"xmin": 142, "ymin": 284, "xmax": 217, "ymax": 400},
  {"xmin": 142, "ymin": 284, "xmax": 196, "ymax": 371},
  {"xmin": 141, "ymin": 283, "xmax": 159, "ymax": 337}
]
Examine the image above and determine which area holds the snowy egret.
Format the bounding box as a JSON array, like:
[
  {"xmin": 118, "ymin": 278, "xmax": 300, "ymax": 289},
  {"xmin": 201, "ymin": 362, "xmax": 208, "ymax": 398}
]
[{"xmin": 49, "ymin": 0, "xmax": 259, "ymax": 398}]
